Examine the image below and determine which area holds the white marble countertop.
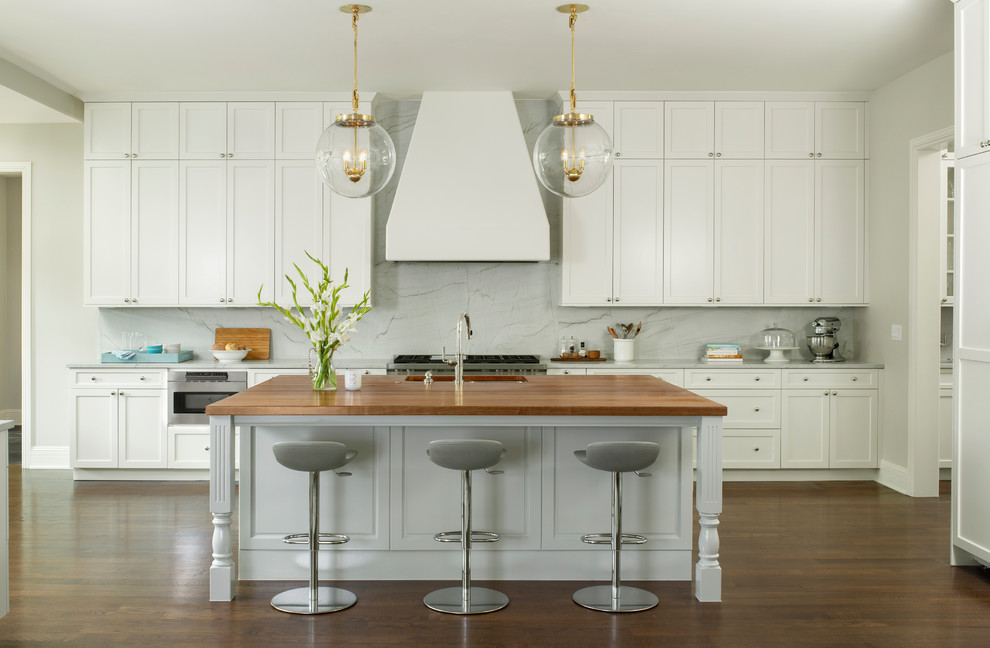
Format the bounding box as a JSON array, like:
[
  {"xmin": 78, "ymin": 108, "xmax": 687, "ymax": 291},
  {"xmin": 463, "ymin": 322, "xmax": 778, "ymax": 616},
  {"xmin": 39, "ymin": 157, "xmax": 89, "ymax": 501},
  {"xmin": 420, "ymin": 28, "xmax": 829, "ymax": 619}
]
[
  {"xmin": 0, "ymin": 420, "xmax": 12, "ymax": 433},
  {"xmin": 67, "ymin": 357, "xmax": 884, "ymax": 370}
]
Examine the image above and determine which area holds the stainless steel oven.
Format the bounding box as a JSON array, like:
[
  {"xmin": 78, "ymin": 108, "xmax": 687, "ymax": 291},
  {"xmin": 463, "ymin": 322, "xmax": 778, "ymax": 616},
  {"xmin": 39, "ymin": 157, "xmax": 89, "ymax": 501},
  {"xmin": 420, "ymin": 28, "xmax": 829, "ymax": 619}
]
[{"xmin": 167, "ymin": 370, "xmax": 247, "ymax": 425}]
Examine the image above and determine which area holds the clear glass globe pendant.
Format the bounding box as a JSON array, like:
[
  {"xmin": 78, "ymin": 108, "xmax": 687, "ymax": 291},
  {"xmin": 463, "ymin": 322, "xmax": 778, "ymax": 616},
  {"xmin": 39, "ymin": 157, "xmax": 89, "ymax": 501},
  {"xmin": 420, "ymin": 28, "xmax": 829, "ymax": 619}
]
[
  {"xmin": 533, "ymin": 4, "xmax": 613, "ymax": 198},
  {"xmin": 316, "ymin": 4, "xmax": 396, "ymax": 199}
]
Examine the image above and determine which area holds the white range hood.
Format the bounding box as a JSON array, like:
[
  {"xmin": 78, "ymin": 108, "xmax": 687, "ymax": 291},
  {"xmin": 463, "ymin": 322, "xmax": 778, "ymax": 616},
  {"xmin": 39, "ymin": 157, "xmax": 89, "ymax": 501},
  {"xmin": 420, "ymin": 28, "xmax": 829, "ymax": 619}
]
[{"xmin": 385, "ymin": 91, "xmax": 550, "ymax": 262}]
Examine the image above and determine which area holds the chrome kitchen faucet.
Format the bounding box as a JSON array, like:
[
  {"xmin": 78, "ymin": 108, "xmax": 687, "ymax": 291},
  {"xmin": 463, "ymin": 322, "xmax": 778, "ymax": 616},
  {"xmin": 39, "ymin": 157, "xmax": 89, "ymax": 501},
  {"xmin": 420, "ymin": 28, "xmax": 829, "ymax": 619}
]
[{"xmin": 442, "ymin": 313, "xmax": 473, "ymax": 386}]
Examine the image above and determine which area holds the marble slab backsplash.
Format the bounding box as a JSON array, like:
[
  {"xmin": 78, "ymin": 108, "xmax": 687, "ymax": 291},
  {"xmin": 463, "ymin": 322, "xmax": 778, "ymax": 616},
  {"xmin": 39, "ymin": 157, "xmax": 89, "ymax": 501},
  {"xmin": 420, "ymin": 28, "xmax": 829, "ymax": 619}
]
[{"xmin": 97, "ymin": 98, "xmax": 857, "ymax": 363}]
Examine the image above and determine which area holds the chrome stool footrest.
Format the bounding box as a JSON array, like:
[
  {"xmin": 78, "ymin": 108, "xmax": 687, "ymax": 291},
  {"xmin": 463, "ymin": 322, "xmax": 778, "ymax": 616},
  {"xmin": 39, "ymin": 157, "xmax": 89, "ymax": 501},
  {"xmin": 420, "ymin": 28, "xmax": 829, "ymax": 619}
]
[
  {"xmin": 433, "ymin": 530, "xmax": 500, "ymax": 543},
  {"xmin": 282, "ymin": 532, "xmax": 350, "ymax": 545},
  {"xmin": 580, "ymin": 532, "xmax": 648, "ymax": 545}
]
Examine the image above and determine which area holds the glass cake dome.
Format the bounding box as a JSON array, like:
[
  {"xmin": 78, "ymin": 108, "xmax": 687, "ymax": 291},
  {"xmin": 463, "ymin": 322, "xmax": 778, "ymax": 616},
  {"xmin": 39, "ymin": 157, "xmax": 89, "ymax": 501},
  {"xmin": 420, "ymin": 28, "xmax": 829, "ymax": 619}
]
[{"xmin": 756, "ymin": 323, "xmax": 797, "ymax": 363}]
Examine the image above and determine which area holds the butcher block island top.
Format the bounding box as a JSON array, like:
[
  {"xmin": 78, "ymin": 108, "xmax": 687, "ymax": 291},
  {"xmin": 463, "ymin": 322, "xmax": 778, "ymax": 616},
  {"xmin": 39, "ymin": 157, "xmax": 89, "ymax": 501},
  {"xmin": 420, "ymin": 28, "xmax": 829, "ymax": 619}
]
[{"xmin": 206, "ymin": 373, "xmax": 728, "ymax": 417}]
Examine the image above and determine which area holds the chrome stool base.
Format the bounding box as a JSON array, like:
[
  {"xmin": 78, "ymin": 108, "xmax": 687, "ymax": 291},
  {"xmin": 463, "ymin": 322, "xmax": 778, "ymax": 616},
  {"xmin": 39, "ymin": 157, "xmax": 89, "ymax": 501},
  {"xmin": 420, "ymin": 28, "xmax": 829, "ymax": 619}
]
[
  {"xmin": 573, "ymin": 585, "xmax": 658, "ymax": 613},
  {"xmin": 271, "ymin": 586, "xmax": 357, "ymax": 615},
  {"xmin": 424, "ymin": 586, "xmax": 509, "ymax": 615}
]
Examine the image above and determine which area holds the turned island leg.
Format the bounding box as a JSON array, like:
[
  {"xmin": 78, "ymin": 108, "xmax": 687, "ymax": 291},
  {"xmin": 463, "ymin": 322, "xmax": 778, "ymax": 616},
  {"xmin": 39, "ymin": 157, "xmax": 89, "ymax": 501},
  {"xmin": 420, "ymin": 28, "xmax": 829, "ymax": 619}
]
[
  {"xmin": 209, "ymin": 415, "xmax": 237, "ymax": 601},
  {"xmin": 694, "ymin": 416, "xmax": 723, "ymax": 602}
]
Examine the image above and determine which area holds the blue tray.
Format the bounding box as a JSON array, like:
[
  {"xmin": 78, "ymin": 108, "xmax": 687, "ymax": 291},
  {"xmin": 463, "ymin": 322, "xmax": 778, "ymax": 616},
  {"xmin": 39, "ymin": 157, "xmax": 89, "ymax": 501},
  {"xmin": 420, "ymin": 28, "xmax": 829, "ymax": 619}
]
[{"xmin": 101, "ymin": 350, "xmax": 194, "ymax": 363}]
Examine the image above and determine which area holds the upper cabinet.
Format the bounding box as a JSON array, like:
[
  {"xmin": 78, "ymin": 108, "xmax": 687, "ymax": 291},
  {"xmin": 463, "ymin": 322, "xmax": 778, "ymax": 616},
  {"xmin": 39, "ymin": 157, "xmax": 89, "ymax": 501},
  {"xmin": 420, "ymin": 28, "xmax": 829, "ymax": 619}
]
[
  {"xmin": 613, "ymin": 101, "xmax": 664, "ymax": 159},
  {"xmin": 765, "ymin": 102, "xmax": 866, "ymax": 159},
  {"xmin": 664, "ymin": 102, "xmax": 764, "ymax": 159},
  {"xmin": 957, "ymin": 0, "xmax": 990, "ymax": 159},
  {"xmin": 84, "ymin": 102, "xmax": 179, "ymax": 160},
  {"xmin": 84, "ymin": 99, "xmax": 372, "ymax": 308}
]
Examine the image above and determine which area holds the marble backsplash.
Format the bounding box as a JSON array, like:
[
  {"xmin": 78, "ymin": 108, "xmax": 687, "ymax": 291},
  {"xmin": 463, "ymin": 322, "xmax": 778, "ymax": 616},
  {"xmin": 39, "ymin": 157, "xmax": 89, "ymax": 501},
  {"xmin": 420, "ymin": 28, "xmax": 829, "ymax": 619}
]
[{"xmin": 97, "ymin": 98, "xmax": 857, "ymax": 363}]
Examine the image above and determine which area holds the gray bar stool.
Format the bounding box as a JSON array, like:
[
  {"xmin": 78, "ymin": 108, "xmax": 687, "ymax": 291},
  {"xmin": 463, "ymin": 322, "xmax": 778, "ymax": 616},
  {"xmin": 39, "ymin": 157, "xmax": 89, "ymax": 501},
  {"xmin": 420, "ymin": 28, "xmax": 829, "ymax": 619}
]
[
  {"xmin": 270, "ymin": 441, "xmax": 358, "ymax": 615},
  {"xmin": 573, "ymin": 441, "xmax": 661, "ymax": 613},
  {"xmin": 424, "ymin": 439, "xmax": 509, "ymax": 615}
]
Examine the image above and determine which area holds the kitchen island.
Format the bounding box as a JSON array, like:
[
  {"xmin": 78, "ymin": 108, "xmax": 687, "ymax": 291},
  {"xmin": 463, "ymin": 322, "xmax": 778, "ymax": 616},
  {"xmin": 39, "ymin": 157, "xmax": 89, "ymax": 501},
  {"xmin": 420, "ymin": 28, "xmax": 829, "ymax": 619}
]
[{"xmin": 206, "ymin": 374, "xmax": 727, "ymax": 602}]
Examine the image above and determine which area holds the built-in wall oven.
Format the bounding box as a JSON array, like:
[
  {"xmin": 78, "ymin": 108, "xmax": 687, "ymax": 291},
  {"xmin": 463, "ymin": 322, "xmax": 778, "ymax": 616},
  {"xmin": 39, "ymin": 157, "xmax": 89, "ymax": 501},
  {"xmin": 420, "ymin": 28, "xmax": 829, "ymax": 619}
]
[{"xmin": 167, "ymin": 370, "xmax": 247, "ymax": 425}]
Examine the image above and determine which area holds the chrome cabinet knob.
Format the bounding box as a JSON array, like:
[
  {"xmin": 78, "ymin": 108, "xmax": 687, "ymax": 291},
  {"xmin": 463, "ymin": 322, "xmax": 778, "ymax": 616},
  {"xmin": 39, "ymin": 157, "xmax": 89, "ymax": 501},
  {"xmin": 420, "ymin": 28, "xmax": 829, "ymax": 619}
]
[
  {"xmin": 606, "ymin": 297, "xmax": 612, "ymax": 303},
  {"xmin": 708, "ymin": 297, "xmax": 713, "ymax": 302},
  {"xmin": 139, "ymin": 376, "xmax": 145, "ymax": 381},
  {"xmin": 803, "ymin": 377, "xmax": 809, "ymax": 382},
  {"xmin": 715, "ymin": 297, "xmax": 721, "ymax": 302},
  {"xmin": 754, "ymin": 407, "xmax": 760, "ymax": 412},
  {"xmin": 716, "ymin": 152, "xmax": 721, "ymax": 157},
  {"xmin": 832, "ymin": 391, "xmax": 837, "ymax": 396},
  {"xmin": 615, "ymin": 152, "xmax": 621, "ymax": 158},
  {"xmin": 817, "ymin": 152, "xmax": 822, "ymax": 157},
  {"xmin": 219, "ymin": 298, "xmax": 225, "ymax": 303},
  {"xmin": 808, "ymin": 298, "xmax": 813, "ymax": 302},
  {"xmin": 205, "ymin": 446, "xmax": 210, "ymax": 452},
  {"xmin": 708, "ymin": 152, "xmax": 714, "ymax": 157},
  {"xmin": 824, "ymin": 391, "xmax": 829, "ymax": 395},
  {"xmin": 131, "ymin": 154, "xmax": 137, "ymax": 158},
  {"xmin": 816, "ymin": 298, "xmax": 822, "ymax": 302},
  {"xmin": 754, "ymin": 376, "xmax": 760, "ymax": 381},
  {"xmin": 705, "ymin": 376, "xmax": 711, "ymax": 381},
  {"xmin": 131, "ymin": 297, "xmax": 137, "ymax": 303},
  {"xmin": 809, "ymin": 153, "xmax": 814, "ymax": 158},
  {"xmin": 124, "ymin": 298, "xmax": 130, "ymax": 303},
  {"xmin": 614, "ymin": 297, "xmax": 620, "ymax": 302},
  {"xmin": 124, "ymin": 153, "xmax": 131, "ymax": 158},
  {"xmin": 90, "ymin": 376, "xmax": 97, "ymax": 381},
  {"xmin": 852, "ymin": 376, "xmax": 858, "ymax": 382}
]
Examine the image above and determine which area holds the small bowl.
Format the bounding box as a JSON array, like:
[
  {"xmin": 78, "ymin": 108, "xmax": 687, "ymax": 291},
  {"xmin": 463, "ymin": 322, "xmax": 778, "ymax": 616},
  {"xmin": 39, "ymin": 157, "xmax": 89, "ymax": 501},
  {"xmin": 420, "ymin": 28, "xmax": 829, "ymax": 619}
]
[
  {"xmin": 146, "ymin": 345, "xmax": 163, "ymax": 354},
  {"xmin": 587, "ymin": 350, "xmax": 601, "ymax": 359},
  {"xmin": 212, "ymin": 349, "xmax": 250, "ymax": 362}
]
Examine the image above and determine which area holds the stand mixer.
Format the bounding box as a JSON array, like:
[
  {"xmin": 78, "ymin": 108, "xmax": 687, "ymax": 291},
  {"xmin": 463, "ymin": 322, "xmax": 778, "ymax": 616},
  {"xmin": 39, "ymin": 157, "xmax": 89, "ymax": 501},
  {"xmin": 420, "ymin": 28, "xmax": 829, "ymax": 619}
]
[{"xmin": 807, "ymin": 317, "xmax": 845, "ymax": 363}]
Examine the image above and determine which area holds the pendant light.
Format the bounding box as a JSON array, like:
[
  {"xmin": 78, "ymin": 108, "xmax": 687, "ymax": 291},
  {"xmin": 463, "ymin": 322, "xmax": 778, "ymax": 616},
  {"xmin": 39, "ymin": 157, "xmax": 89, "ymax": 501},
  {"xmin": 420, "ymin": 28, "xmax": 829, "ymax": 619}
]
[
  {"xmin": 533, "ymin": 4, "xmax": 613, "ymax": 198},
  {"xmin": 315, "ymin": 4, "xmax": 396, "ymax": 199}
]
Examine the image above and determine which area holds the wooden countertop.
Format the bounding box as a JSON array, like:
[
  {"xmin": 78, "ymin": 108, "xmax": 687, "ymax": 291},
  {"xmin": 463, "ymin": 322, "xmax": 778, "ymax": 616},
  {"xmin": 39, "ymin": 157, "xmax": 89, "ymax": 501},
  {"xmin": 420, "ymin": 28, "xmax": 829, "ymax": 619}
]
[{"xmin": 206, "ymin": 374, "xmax": 728, "ymax": 417}]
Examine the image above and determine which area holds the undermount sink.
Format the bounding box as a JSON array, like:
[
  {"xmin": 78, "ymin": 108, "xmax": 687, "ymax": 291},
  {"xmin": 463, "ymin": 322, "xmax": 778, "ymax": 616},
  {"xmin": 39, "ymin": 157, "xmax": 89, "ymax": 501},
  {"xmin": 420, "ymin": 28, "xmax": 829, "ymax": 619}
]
[{"xmin": 404, "ymin": 375, "xmax": 528, "ymax": 383}]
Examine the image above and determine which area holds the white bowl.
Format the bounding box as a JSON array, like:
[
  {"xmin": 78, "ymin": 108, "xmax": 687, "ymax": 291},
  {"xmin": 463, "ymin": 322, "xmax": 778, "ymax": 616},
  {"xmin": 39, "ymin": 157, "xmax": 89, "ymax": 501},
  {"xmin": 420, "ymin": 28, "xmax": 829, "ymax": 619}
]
[{"xmin": 212, "ymin": 349, "xmax": 250, "ymax": 362}]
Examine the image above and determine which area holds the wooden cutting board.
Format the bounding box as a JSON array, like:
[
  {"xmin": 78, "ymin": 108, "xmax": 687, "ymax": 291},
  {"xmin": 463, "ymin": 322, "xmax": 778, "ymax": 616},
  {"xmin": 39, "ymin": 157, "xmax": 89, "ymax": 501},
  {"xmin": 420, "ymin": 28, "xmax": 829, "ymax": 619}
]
[{"xmin": 214, "ymin": 328, "xmax": 270, "ymax": 360}]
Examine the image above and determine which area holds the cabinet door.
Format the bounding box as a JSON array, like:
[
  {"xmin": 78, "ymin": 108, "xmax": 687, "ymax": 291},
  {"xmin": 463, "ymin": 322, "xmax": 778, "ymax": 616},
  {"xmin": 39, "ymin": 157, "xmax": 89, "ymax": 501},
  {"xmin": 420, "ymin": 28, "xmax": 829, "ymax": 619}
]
[
  {"xmin": 816, "ymin": 160, "xmax": 865, "ymax": 304},
  {"xmin": 561, "ymin": 180, "xmax": 613, "ymax": 306},
  {"xmin": 780, "ymin": 390, "xmax": 829, "ymax": 468},
  {"xmin": 715, "ymin": 160, "xmax": 764, "ymax": 304},
  {"xmin": 327, "ymin": 191, "xmax": 373, "ymax": 307},
  {"xmin": 612, "ymin": 160, "xmax": 662, "ymax": 305},
  {"xmin": 764, "ymin": 102, "xmax": 815, "ymax": 159},
  {"xmin": 227, "ymin": 160, "xmax": 275, "ymax": 304},
  {"xmin": 84, "ymin": 161, "xmax": 131, "ymax": 305},
  {"xmin": 276, "ymin": 102, "xmax": 325, "ymax": 159},
  {"xmin": 178, "ymin": 160, "xmax": 227, "ymax": 305},
  {"xmin": 131, "ymin": 161, "xmax": 179, "ymax": 305},
  {"xmin": 118, "ymin": 390, "xmax": 167, "ymax": 468},
  {"xmin": 573, "ymin": 100, "xmax": 614, "ymax": 139},
  {"xmin": 956, "ymin": 0, "xmax": 989, "ymax": 159},
  {"xmin": 829, "ymin": 389, "xmax": 878, "ymax": 468},
  {"xmin": 227, "ymin": 102, "xmax": 275, "ymax": 159},
  {"xmin": 816, "ymin": 102, "xmax": 866, "ymax": 159},
  {"xmin": 765, "ymin": 160, "xmax": 815, "ymax": 304},
  {"xmin": 84, "ymin": 103, "xmax": 131, "ymax": 159},
  {"xmin": 71, "ymin": 391, "xmax": 117, "ymax": 468},
  {"xmin": 275, "ymin": 161, "xmax": 324, "ymax": 306},
  {"xmin": 664, "ymin": 160, "xmax": 713, "ymax": 304},
  {"xmin": 715, "ymin": 102, "xmax": 764, "ymax": 159},
  {"xmin": 664, "ymin": 102, "xmax": 714, "ymax": 159},
  {"xmin": 613, "ymin": 101, "xmax": 663, "ymax": 159},
  {"xmin": 179, "ymin": 102, "xmax": 226, "ymax": 159},
  {"xmin": 940, "ymin": 389, "xmax": 953, "ymax": 468},
  {"xmin": 131, "ymin": 103, "xmax": 179, "ymax": 160}
]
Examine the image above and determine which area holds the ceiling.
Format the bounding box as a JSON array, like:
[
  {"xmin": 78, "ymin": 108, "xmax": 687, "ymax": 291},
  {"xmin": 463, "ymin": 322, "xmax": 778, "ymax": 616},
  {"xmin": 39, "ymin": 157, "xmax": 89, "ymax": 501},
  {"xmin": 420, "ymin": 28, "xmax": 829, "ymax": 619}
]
[{"xmin": 0, "ymin": 0, "xmax": 953, "ymax": 118}]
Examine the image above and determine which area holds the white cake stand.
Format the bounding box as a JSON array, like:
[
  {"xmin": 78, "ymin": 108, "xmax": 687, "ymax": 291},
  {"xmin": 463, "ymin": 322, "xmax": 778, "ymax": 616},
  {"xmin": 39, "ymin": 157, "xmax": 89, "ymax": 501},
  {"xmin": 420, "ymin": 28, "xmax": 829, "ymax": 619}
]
[{"xmin": 756, "ymin": 346, "xmax": 798, "ymax": 363}]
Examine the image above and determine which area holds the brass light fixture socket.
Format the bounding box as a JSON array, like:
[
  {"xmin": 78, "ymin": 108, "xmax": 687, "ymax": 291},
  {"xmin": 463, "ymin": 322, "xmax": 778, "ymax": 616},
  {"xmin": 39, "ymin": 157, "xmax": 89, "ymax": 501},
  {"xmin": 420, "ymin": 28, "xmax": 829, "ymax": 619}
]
[
  {"xmin": 335, "ymin": 114, "xmax": 377, "ymax": 128},
  {"xmin": 552, "ymin": 113, "xmax": 595, "ymax": 127},
  {"xmin": 556, "ymin": 4, "xmax": 589, "ymax": 13},
  {"xmin": 339, "ymin": 4, "xmax": 372, "ymax": 14}
]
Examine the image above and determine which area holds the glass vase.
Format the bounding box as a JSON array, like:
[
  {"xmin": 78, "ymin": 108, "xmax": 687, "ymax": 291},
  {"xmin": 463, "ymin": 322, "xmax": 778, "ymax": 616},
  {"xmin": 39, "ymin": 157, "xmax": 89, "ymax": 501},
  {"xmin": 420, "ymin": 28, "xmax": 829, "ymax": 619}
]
[{"xmin": 308, "ymin": 344, "xmax": 337, "ymax": 391}]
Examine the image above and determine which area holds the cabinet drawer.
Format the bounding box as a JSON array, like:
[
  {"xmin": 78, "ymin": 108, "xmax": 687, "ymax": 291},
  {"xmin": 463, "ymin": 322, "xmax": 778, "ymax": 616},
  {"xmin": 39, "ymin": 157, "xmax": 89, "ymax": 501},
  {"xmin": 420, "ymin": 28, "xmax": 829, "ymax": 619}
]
[
  {"xmin": 685, "ymin": 369, "xmax": 779, "ymax": 389},
  {"xmin": 781, "ymin": 369, "xmax": 878, "ymax": 389},
  {"xmin": 587, "ymin": 368, "xmax": 684, "ymax": 387},
  {"xmin": 548, "ymin": 368, "xmax": 586, "ymax": 376},
  {"xmin": 723, "ymin": 430, "xmax": 780, "ymax": 469},
  {"xmin": 167, "ymin": 426, "xmax": 239, "ymax": 469},
  {"xmin": 693, "ymin": 390, "xmax": 780, "ymax": 428},
  {"xmin": 248, "ymin": 369, "xmax": 309, "ymax": 388},
  {"xmin": 73, "ymin": 370, "xmax": 165, "ymax": 387}
]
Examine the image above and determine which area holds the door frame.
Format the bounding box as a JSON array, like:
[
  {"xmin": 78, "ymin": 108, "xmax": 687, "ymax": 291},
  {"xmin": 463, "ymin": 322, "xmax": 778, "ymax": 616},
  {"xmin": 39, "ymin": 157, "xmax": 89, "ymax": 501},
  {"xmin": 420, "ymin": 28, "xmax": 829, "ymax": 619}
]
[
  {"xmin": 0, "ymin": 162, "xmax": 32, "ymax": 466},
  {"xmin": 907, "ymin": 126, "xmax": 953, "ymax": 497}
]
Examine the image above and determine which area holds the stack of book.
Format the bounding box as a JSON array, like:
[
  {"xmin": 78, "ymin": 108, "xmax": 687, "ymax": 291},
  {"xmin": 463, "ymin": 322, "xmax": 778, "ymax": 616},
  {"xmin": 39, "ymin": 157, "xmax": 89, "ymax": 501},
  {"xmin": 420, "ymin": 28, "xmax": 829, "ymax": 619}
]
[{"xmin": 705, "ymin": 344, "xmax": 743, "ymax": 363}]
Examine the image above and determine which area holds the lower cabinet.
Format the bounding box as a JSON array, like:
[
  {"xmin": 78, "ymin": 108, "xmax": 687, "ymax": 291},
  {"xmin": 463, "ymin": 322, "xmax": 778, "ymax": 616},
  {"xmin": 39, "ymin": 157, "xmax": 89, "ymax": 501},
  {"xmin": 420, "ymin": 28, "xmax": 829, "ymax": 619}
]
[
  {"xmin": 167, "ymin": 425, "xmax": 240, "ymax": 470},
  {"xmin": 71, "ymin": 385, "xmax": 167, "ymax": 469},
  {"xmin": 939, "ymin": 368, "xmax": 953, "ymax": 469}
]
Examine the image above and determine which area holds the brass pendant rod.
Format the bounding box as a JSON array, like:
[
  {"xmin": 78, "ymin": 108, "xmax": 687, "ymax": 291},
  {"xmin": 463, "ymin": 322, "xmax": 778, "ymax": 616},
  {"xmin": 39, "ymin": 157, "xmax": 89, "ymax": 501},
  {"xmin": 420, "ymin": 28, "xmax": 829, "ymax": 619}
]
[
  {"xmin": 569, "ymin": 7, "xmax": 577, "ymax": 114},
  {"xmin": 352, "ymin": 6, "xmax": 360, "ymax": 114}
]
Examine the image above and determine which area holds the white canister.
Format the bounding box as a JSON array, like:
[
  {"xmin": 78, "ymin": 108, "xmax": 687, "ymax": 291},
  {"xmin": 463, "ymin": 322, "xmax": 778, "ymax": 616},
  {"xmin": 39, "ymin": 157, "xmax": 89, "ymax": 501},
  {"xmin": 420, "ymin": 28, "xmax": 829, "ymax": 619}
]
[
  {"xmin": 613, "ymin": 338, "xmax": 635, "ymax": 363},
  {"xmin": 344, "ymin": 370, "xmax": 363, "ymax": 391}
]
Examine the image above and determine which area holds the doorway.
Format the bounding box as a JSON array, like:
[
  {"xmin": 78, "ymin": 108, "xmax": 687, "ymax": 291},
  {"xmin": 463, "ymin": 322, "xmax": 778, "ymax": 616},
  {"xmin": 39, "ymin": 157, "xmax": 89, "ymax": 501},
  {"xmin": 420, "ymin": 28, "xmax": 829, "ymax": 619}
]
[{"xmin": 0, "ymin": 162, "xmax": 31, "ymax": 467}]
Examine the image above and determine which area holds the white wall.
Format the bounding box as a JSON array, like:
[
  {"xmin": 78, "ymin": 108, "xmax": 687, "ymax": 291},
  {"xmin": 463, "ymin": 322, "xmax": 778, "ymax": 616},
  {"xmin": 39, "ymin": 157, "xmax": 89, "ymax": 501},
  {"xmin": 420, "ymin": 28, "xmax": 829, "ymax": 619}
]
[
  {"xmin": 0, "ymin": 124, "xmax": 92, "ymax": 461},
  {"xmin": 0, "ymin": 177, "xmax": 6, "ymax": 417},
  {"xmin": 4, "ymin": 178, "xmax": 22, "ymax": 419},
  {"xmin": 862, "ymin": 51, "xmax": 953, "ymax": 471}
]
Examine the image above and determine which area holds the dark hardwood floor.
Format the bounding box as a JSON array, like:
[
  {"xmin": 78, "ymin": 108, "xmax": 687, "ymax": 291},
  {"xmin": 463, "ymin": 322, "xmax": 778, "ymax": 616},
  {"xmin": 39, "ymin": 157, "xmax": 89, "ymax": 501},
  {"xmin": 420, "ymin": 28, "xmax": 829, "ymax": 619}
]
[{"xmin": 1, "ymin": 470, "xmax": 988, "ymax": 647}]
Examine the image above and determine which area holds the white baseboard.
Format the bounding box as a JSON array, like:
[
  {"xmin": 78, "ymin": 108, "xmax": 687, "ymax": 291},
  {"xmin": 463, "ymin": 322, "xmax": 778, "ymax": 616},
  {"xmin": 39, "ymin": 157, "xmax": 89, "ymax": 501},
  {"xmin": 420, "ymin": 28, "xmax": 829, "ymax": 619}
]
[
  {"xmin": 877, "ymin": 460, "xmax": 910, "ymax": 494},
  {"xmin": 26, "ymin": 445, "xmax": 70, "ymax": 470},
  {"xmin": 0, "ymin": 409, "xmax": 21, "ymax": 425}
]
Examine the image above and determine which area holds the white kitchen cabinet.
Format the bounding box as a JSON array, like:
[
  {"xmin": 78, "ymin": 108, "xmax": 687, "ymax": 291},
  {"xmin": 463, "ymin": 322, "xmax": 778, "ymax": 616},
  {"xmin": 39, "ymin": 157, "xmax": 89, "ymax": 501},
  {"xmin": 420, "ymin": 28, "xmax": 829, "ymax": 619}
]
[
  {"xmin": 780, "ymin": 369, "xmax": 878, "ymax": 469},
  {"xmin": 956, "ymin": 0, "xmax": 990, "ymax": 160},
  {"xmin": 940, "ymin": 153, "xmax": 955, "ymax": 305},
  {"xmin": 275, "ymin": 161, "xmax": 324, "ymax": 306},
  {"xmin": 587, "ymin": 367, "xmax": 684, "ymax": 387},
  {"xmin": 665, "ymin": 102, "xmax": 764, "ymax": 159},
  {"xmin": 561, "ymin": 159, "xmax": 663, "ymax": 306},
  {"xmin": 71, "ymin": 375, "xmax": 167, "ymax": 469},
  {"xmin": 179, "ymin": 102, "xmax": 275, "ymax": 160},
  {"xmin": 764, "ymin": 159, "xmax": 865, "ymax": 305},
  {"xmin": 664, "ymin": 159, "xmax": 763, "ymax": 305},
  {"xmin": 547, "ymin": 367, "xmax": 587, "ymax": 376},
  {"xmin": 613, "ymin": 101, "xmax": 663, "ymax": 159},
  {"xmin": 84, "ymin": 160, "xmax": 179, "ymax": 306},
  {"xmin": 84, "ymin": 102, "xmax": 179, "ymax": 160},
  {"xmin": 178, "ymin": 159, "xmax": 275, "ymax": 305},
  {"xmin": 167, "ymin": 425, "xmax": 240, "ymax": 470},
  {"xmin": 276, "ymin": 102, "xmax": 325, "ymax": 159},
  {"xmin": 765, "ymin": 102, "xmax": 865, "ymax": 160},
  {"xmin": 940, "ymin": 369, "xmax": 953, "ymax": 469}
]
